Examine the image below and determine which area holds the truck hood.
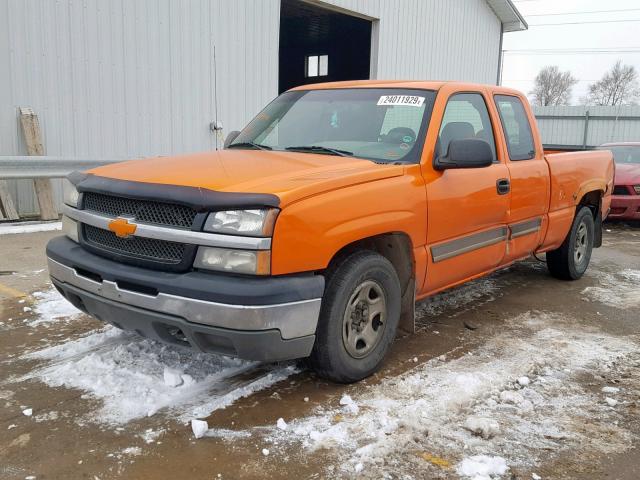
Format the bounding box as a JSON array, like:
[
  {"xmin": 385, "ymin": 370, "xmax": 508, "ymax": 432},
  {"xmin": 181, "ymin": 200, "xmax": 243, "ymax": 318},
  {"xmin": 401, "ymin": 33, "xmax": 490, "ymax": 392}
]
[
  {"xmin": 87, "ymin": 150, "xmax": 404, "ymax": 207},
  {"xmin": 614, "ymin": 163, "xmax": 640, "ymax": 186}
]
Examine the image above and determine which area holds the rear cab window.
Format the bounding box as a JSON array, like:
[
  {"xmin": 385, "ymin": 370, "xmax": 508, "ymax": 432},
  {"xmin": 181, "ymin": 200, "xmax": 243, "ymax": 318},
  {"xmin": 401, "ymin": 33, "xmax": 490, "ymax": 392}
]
[{"xmin": 494, "ymin": 95, "xmax": 536, "ymax": 161}]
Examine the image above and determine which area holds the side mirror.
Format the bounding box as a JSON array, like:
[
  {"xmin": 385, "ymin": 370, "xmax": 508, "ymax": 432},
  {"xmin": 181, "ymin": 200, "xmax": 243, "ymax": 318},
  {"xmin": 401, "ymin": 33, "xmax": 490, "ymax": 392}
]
[
  {"xmin": 434, "ymin": 138, "xmax": 494, "ymax": 170},
  {"xmin": 224, "ymin": 131, "xmax": 241, "ymax": 149}
]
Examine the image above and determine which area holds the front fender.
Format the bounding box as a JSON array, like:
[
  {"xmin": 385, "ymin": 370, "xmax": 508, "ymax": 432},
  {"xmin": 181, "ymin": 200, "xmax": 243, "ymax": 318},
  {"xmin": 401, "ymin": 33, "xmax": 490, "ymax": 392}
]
[{"xmin": 270, "ymin": 170, "xmax": 427, "ymax": 275}]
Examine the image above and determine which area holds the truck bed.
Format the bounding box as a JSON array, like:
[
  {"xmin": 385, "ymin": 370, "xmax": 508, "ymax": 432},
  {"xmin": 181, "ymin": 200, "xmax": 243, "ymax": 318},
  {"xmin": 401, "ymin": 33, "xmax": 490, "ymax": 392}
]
[
  {"xmin": 538, "ymin": 150, "xmax": 614, "ymax": 252},
  {"xmin": 544, "ymin": 150, "xmax": 614, "ymax": 214}
]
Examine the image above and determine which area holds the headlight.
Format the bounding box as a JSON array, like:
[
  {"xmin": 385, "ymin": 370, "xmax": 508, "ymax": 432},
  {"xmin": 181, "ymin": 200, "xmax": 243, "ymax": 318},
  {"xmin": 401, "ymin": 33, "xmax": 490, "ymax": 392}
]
[
  {"xmin": 204, "ymin": 209, "xmax": 278, "ymax": 236},
  {"xmin": 63, "ymin": 178, "xmax": 80, "ymax": 207},
  {"xmin": 62, "ymin": 215, "xmax": 79, "ymax": 243},
  {"xmin": 634, "ymin": 185, "xmax": 640, "ymax": 195},
  {"xmin": 194, "ymin": 247, "xmax": 270, "ymax": 275}
]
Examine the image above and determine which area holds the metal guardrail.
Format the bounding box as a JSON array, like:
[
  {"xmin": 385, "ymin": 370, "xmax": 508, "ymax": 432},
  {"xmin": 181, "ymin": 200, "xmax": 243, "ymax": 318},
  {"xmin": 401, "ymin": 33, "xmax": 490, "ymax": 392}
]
[{"xmin": 0, "ymin": 156, "xmax": 128, "ymax": 179}]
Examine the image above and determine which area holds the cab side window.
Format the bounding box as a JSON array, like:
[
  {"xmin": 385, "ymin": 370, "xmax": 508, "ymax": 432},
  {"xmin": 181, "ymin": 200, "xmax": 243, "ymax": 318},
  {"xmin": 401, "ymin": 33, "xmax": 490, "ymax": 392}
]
[
  {"xmin": 438, "ymin": 93, "xmax": 497, "ymax": 162},
  {"xmin": 494, "ymin": 95, "xmax": 535, "ymax": 161}
]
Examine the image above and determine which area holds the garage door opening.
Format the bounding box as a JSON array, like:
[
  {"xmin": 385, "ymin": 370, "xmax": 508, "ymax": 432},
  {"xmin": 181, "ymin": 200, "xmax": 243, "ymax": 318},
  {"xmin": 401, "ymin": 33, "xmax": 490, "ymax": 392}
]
[{"xmin": 279, "ymin": 0, "xmax": 372, "ymax": 93}]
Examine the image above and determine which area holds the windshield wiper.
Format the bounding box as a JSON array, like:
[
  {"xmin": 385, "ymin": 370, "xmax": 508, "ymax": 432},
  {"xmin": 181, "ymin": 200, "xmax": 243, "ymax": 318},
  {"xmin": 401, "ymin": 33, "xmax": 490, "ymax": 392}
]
[
  {"xmin": 285, "ymin": 145, "xmax": 353, "ymax": 157},
  {"xmin": 227, "ymin": 142, "xmax": 272, "ymax": 151}
]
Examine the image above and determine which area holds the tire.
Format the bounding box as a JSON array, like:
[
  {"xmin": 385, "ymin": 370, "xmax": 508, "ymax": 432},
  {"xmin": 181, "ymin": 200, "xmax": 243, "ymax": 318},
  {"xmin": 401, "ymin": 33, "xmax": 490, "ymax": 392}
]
[
  {"xmin": 309, "ymin": 250, "xmax": 401, "ymax": 383},
  {"xmin": 546, "ymin": 206, "xmax": 595, "ymax": 280}
]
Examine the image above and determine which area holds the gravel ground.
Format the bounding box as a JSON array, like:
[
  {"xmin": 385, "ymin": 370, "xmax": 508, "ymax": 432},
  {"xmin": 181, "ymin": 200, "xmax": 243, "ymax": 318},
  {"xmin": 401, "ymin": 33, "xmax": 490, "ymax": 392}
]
[{"xmin": 0, "ymin": 222, "xmax": 638, "ymax": 480}]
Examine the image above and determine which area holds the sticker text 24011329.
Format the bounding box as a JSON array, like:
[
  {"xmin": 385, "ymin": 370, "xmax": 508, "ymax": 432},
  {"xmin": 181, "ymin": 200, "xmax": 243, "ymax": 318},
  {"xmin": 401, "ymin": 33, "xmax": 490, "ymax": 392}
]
[{"xmin": 377, "ymin": 95, "xmax": 425, "ymax": 107}]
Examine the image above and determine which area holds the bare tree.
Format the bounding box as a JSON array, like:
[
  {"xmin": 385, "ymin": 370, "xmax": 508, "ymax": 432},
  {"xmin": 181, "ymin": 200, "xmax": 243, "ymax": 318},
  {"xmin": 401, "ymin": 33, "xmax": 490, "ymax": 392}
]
[
  {"xmin": 585, "ymin": 60, "xmax": 640, "ymax": 106},
  {"xmin": 529, "ymin": 66, "xmax": 578, "ymax": 106}
]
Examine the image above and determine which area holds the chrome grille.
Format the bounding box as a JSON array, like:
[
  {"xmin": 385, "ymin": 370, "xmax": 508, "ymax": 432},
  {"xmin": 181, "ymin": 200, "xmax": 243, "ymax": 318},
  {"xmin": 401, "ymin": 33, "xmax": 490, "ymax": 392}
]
[
  {"xmin": 84, "ymin": 225, "xmax": 185, "ymax": 263},
  {"xmin": 83, "ymin": 192, "xmax": 197, "ymax": 228}
]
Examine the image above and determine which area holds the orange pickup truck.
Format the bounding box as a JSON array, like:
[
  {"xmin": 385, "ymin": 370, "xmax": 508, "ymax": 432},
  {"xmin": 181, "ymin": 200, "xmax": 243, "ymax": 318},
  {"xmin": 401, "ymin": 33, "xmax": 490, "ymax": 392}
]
[{"xmin": 47, "ymin": 81, "xmax": 614, "ymax": 382}]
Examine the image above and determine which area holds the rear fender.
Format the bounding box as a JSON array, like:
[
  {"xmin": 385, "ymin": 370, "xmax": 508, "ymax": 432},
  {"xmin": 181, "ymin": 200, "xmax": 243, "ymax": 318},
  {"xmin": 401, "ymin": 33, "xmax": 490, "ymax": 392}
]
[{"xmin": 577, "ymin": 186, "xmax": 604, "ymax": 248}]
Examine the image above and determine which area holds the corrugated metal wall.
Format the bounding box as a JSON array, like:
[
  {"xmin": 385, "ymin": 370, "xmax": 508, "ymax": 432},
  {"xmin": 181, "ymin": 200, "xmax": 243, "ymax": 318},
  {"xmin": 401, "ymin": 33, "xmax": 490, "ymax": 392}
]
[
  {"xmin": 323, "ymin": 0, "xmax": 502, "ymax": 83},
  {"xmin": 0, "ymin": 0, "xmax": 280, "ymax": 215},
  {"xmin": 1, "ymin": 0, "xmax": 502, "ymax": 216},
  {"xmin": 533, "ymin": 105, "xmax": 640, "ymax": 148}
]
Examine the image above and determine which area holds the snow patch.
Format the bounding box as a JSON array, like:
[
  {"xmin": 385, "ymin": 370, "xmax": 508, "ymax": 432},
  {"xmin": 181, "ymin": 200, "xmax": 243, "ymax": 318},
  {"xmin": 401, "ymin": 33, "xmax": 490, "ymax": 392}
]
[
  {"xmin": 121, "ymin": 446, "xmax": 142, "ymax": 457},
  {"xmin": 463, "ymin": 416, "xmax": 500, "ymax": 440},
  {"xmin": 266, "ymin": 312, "xmax": 637, "ymax": 477},
  {"xmin": 457, "ymin": 455, "xmax": 509, "ymax": 480},
  {"xmin": 339, "ymin": 394, "xmax": 359, "ymax": 415},
  {"xmin": 499, "ymin": 390, "xmax": 523, "ymax": 405},
  {"xmin": 163, "ymin": 368, "xmax": 184, "ymax": 388},
  {"xmin": 582, "ymin": 269, "xmax": 640, "ymax": 309},
  {"xmin": 22, "ymin": 326, "xmax": 296, "ymax": 425},
  {"xmin": 140, "ymin": 428, "xmax": 164, "ymax": 444},
  {"xmin": 276, "ymin": 418, "xmax": 288, "ymax": 431},
  {"xmin": 0, "ymin": 221, "xmax": 61, "ymax": 235},
  {"xmin": 202, "ymin": 428, "xmax": 252, "ymax": 439},
  {"xmin": 29, "ymin": 287, "xmax": 83, "ymax": 326},
  {"xmin": 191, "ymin": 419, "xmax": 209, "ymax": 439},
  {"xmin": 34, "ymin": 410, "xmax": 59, "ymax": 423}
]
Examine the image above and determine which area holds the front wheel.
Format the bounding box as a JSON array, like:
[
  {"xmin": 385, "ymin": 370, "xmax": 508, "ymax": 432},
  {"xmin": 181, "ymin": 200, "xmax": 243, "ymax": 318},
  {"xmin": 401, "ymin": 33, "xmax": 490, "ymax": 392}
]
[
  {"xmin": 546, "ymin": 206, "xmax": 595, "ymax": 280},
  {"xmin": 309, "ymin": 251, "xmax": 401, "ymax": 383}
]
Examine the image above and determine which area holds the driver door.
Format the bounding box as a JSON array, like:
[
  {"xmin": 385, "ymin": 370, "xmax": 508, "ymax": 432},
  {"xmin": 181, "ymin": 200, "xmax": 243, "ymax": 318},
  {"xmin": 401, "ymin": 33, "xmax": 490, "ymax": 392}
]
[{"xmin": 421, "ymin": 89, "xmax": 510, "ymax": 294}]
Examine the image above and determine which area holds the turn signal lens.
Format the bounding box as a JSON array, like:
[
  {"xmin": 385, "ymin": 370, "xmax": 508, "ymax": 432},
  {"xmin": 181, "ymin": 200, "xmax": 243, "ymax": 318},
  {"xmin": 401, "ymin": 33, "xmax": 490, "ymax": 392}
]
[{"xmin": 62, "ymin": 215, "xmax": 79, "ymax": 243}]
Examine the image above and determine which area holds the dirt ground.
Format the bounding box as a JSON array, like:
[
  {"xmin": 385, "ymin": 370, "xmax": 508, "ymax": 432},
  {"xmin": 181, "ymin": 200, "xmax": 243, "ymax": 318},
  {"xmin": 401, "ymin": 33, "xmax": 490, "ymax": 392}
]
[{"xmin": 0, "ymin": 223, "xmax": 639, "ymax": 480}]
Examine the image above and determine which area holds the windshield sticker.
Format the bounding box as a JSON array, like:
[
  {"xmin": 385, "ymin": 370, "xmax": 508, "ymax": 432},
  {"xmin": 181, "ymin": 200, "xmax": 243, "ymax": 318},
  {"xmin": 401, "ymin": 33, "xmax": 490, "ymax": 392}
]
[{"xmin": 377, "ymin": 95, "xmax": 425, "ymax": 107}]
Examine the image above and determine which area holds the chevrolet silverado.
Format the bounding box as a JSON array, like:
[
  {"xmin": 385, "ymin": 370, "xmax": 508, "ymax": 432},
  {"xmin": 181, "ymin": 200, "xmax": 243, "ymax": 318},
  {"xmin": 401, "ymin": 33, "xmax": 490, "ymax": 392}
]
[{"xmin": 47, "ymin": 81, "xmax": 614, "ymax": 382}]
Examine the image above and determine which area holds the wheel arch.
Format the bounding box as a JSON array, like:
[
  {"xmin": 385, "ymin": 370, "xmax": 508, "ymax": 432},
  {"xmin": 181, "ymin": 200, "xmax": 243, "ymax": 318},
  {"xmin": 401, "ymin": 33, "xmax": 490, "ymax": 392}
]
[
  {"xmin": 577, "ymin": 189, "xmax": 603, "ymax": 214},
  {"xmin": 577, "ymin": 189, "xmax": 603, "ymax": 247},
  {"xmin": 325, "ymin": 231, "xmax": 416, "ymax": 336}
]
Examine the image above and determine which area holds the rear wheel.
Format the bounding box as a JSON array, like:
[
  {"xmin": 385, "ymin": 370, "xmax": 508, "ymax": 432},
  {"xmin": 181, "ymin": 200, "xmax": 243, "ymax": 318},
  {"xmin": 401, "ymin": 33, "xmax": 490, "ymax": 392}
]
[
  {"xmin": 546, "ymin": 206, "xmax": 595, "ymax": 280},
  {"xmin": 309, "ymin": 251, "xmax": 401, "ymax": 383}
]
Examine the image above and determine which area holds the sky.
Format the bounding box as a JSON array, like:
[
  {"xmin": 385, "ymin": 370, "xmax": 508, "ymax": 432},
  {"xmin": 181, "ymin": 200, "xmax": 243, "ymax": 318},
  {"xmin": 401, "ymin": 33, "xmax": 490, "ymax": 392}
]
[{"xmin": 501, "ymin": 0, "xmax": 640, "ymax": 105}]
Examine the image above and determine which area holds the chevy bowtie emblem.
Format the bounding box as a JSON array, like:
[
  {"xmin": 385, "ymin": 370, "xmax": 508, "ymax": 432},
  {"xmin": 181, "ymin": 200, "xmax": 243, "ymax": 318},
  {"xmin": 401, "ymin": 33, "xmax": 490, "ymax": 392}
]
[{"xmin": 108, "ymin": 217, "xmax": 137, "ymax": 238}]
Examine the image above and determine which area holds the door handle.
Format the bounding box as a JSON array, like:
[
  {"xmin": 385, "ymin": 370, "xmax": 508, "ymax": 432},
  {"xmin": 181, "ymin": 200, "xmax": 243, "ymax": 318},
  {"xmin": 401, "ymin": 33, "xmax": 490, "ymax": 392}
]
[{"xmin": 496, "ymin": 178, "xmax": 510, "ymax": 195}]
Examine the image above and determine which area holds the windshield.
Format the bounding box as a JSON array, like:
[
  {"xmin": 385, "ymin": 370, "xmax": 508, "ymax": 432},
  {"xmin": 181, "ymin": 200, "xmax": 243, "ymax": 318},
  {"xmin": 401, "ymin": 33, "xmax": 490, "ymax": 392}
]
[
  {"xmin": 599, "ymin": 146, "xmax": 640, "ymax": 164},
  {"xmin": 231, "ymin": 88, "xmax": 436, "ymax": 163}
]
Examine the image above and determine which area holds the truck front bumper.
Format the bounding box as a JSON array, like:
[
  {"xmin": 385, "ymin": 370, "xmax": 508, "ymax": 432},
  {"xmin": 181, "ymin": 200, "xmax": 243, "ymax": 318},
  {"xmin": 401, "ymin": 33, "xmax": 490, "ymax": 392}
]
[{"xmin": 46, "ymin": 237, "xmax": 324, "ymax": 362}]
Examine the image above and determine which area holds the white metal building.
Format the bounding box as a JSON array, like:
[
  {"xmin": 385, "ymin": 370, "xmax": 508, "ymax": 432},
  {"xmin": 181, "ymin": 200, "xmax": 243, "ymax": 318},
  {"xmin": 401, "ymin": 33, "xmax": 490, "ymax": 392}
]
[{"xmin": 1, "ymin": 0, "xmax": 525, "ymax": 215}]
